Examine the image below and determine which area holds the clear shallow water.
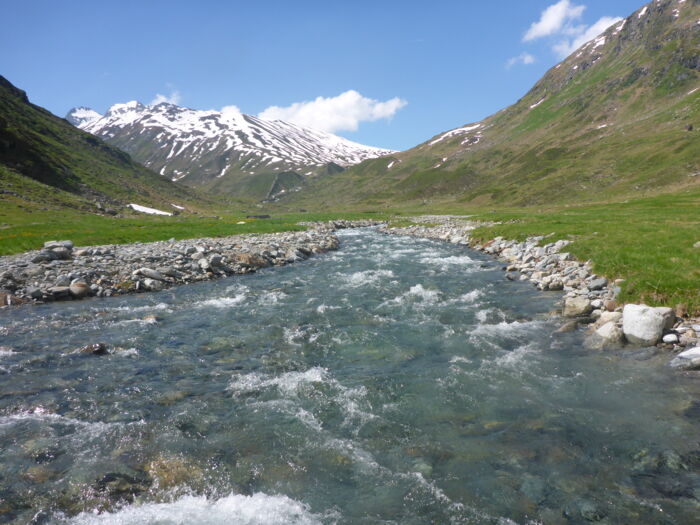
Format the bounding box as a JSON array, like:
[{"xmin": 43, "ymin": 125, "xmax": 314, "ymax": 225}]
[{"xmin": 0, "ymin": 229, "xmax": 698, "ymax": 524}]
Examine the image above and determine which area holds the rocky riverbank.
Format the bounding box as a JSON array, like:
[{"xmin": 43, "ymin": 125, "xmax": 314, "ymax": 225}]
[
  {"xmin": 380, "ymin": 217, "xmax": 700, "ymax": 370},
  {"xmin": 0, "ymin": 220, "xmax": 382, "ymax": 307}
]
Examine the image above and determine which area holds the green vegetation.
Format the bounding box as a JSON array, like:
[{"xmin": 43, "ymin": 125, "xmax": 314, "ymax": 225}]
[
  {"xmin": 0, "ymin": 183, "xmax": 394, "ymax": 255},
  {"xmin": 468, "ymin": 188, "xmax": 700, "ymax": 314}
]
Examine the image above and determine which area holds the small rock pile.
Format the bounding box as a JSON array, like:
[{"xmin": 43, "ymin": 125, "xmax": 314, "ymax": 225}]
[
  {"xmin": 381, "ymin": 217, "xmax": 700, "ymax": 370},
  {"xmin": 0, "ymin": 222, "xmax": 370, "ymax": 305}
]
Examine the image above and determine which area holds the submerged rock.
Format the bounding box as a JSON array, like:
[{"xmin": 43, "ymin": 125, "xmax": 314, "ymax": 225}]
[
  {"xmin": 78, "ymin": 343, "xmax": 109, "ymax": 356},
  {"xmin": 669, "ymin": 347, "xmax": 700, "ymax": 370}
]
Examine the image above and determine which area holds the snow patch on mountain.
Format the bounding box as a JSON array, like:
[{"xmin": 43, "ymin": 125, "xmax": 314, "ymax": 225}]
[
  {"xmin": 428, "ymin": 123, "xmax": 482, "ymax": 146},
  {"xmin": 67, "ymin": 102, "xmax": 393, "ymax": 184},
  {"xmin": 65, "ymin": 107, "xmax": 102, "ymax": 127}
]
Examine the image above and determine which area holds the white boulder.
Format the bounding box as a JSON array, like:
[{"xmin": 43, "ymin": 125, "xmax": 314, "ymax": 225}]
[{"xmin": 622, "ymin": 304, "xmax": 675, "ymax": 346}]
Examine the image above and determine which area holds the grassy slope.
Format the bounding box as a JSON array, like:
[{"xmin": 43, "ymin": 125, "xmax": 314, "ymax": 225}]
[
  {"xmin": 280, "ymin": 0, "xmax": 700, "ymax": 211},
  {"xmin": 0, "ymin": 75, "xmax": 214, "ymax": 213}
]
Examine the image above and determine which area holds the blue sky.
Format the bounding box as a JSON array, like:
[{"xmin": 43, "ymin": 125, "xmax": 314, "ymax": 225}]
[{"xmin": 1, "ymin": 0, "xmax": 645, "ymax": 150}]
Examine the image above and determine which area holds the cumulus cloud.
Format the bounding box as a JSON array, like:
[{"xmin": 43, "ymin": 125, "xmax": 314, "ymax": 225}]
[
  {"xmin": 552, "ymin": 16, "xmax": 622, "ymax": 58},
  {"xmin": 521, "ymin": 1, "xmax": 622, "ymax": 59},
  {"xmin": 258, "ymin": 90, "xmax": 407, "ymax": 133},
  {"xmin": 523, "ymin": 0, "xmax": 586, "ymax": 41},
  {"xmin": 150, "ymin": 90, "xmax": 181, "ymax": 106},
  {"xmin": 220, "ymin": 105, "xmax": 242, "ymax": 117},
  {"xmin": 507, "ymin": 52, "xmax": 536, "ymax": 68}
]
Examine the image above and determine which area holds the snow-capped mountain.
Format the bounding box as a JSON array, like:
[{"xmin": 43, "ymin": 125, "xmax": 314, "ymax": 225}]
[
  {"xmin": 66, "ymin": 101, "xmax": 393, "ymax": 190},
  {"xmin": 65, "ymin": 106, "xmax": 102, "ymax": 128}
]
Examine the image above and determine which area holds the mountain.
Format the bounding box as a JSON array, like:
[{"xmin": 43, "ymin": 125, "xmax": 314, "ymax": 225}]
[
  {"xmin": 67, "ymin": 102, "xmax": 392, "ymax": 199},
  {"xmin": 0, "ymin": 75, "xmax": 212, "ymax": 216},
  {"xmin": 279, "ymin": 0, "xmax": 700, "ymax": 210}
]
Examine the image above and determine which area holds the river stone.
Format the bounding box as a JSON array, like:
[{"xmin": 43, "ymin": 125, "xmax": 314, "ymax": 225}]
[
  {"xmin": 48, "ymin": 286, "xmax": 71, "ymax": 298},
  {"xmin": 589, "ymin": 277, "xmax": 608, "ymax": 291},
  {"xmin": 663, "ymin": 333, "xmax": 679, "ymax": 344},
  {"xmin": 669, "ymin": 347, "xmax": 700, "ymax": 370},
  {"xmin": 622, "ymin": 304, "xmax": 676, "ymax": 346},
  {"xmin": 25, "ymin": 286, "xmax": 43, "ymax": 299},
  {"xmin": 134, "ymin": 268, "xmax": 166, "ymax": 281},
  {"xmin": 79, "ymin": 343, "xmax": 109, "ymax": 355},
  {"xmin": 54, "ymin": 275, "xmax": 71, "ymax": 287},
  {"xmin": 143, "ymin": 278, "xmax": 164, "ymax": 291},
  {"xmin": 595, "ymin": 321, "xmax": 625, "ymax": 347},
  {"xmin": 50, "ymin": 246, "xmax": 72, "ymax": 260},
  {"xmin": 563, "ymin": 296, "xmax": 593, "ymax": 317},
  {"xmin": 596, "ymin": 311, "xmax": 622, "ymax": 327},
  {"xmin": 69, "ymin": 281, "xmax": 89, "ymax": 298},
  {"xmin": 31, "ymin": 250, "xmax": 58, "ymax": 263},
  {"xmin": 44, "ymin": 240, "xmax": 73, "ymax": 250}
]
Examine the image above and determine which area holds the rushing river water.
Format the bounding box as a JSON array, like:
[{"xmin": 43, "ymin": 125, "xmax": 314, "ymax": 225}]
[{"xmin": 0, "ymin": 229, "xmax": 698, "ymax": 524}]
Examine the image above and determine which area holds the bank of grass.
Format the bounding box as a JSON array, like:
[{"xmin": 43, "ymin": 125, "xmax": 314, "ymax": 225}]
[
  {"xmin": 0, "ymin": 199, "xmax": 394, "ymax": 256},
  {"xmin": 467, "ymin": 188, "xmax": 700, "ymax": 315}
]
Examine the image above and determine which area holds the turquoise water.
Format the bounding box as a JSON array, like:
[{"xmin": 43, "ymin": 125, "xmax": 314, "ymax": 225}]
[{"xmin": 0, "ymin": 229, "xmax": 698, "ymax": 524}]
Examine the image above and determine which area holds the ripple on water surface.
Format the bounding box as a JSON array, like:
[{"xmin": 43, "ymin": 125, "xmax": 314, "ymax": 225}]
[{"xmin": 0, "ymin": 229, "xmax": 698, "ymax": 524}]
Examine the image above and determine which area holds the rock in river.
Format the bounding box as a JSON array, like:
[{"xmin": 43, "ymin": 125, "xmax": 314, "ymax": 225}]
[
  {"xmin": 669, "ymin": 347, "xmax": 700, "ymax": 370},
  {"xmin": 622, "ymin": 304, "xmax": 675, "ymax": 346},
  {"xmin": 563, "ymin": 296, "xmax": 593, "ymax": 318}
]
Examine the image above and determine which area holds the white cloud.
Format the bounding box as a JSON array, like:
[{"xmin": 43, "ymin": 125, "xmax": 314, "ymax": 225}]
[
  {"xmin": 150, "ymin": 90, "xmax": 181, "ymax": 106},
  {"xmin": 258, "ymin": 90, "xmax": 407, "ymax": 133},
  {"xmin": 507, "ymin": 52, "xmax": 536, "ymax": 68},
  {"xmin": 220, "ymin": 105, "xmax": 242, "ymax": 117},
  {"xmin": 521, "ymin": 1, "xmax": 622, "ymax": 60},
  {"xmin": 552, "ymin": 16, "xmax": 622, "ymax": 58},
  {"xmin": 524, "ymin": 0, "xmax": 586, "ymax": 42}
]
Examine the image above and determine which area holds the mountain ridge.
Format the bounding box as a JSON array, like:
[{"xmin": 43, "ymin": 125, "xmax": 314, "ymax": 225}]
[{"xmin": 66, "ymin": 101, "xmax": 393, "ymax": 197}]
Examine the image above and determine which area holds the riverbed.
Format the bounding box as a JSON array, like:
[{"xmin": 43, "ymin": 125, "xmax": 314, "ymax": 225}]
[{"xmin": 0, "ymin": 229, "xmax": 698, "ymax": 524}]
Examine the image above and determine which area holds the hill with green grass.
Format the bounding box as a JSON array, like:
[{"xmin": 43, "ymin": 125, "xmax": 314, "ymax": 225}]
[
  {"xmin": 0, "ymin": 75, "xmax": 215, "ymax": 218},
  {"xmin": 277, "ymin": 0, "xmax": 700, "ymax": 210}
]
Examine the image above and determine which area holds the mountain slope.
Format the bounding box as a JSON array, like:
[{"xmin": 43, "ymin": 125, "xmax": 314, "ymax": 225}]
[
  {"xmin": 67, "ymin": 102, "xmax": 392, "ymax": 197},
  {"xmin": 282, "ymin": 0, "xmax": 700, "ymax": 210},
  {"xmin": 0, "ymin": 75, "xmax": 213, "ymax": 215}
]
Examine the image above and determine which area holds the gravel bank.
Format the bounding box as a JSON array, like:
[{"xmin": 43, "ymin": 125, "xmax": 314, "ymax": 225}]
[{"xmin": 0, "ymin": 220, "xmax": 382, "ymax": 306}]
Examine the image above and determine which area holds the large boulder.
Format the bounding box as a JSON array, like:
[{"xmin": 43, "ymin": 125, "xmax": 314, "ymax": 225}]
[
  {"xmin": 563, "ymin": 296, "xmax": 593, "ymax": 317},
  {"xmin": 669, "ymin": 347, "xmax": 700, "ymax": 370},
  {"xmin": 622, "ymin": 304, "xmax": 676, "ymax": 346}
]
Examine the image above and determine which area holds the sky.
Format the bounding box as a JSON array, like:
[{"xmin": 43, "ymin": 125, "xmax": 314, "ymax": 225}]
[{"xmin": 1, "ymin": 0, "xmax": 646, "ymax": 151}]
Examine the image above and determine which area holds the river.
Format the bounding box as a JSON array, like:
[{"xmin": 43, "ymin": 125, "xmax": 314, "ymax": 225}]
[{"xmin": 0, "ymin": 229, "xmax": 698, "ymax": 524}]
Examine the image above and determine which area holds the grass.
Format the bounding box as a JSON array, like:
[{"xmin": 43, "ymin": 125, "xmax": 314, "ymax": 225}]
[
  {"xmin": 467, "ymin": 189, "xmax": 700, "ymax": 315},
  {"xmin": 0, "ymin": 197, "xmax": 395, "ymax": 255}
]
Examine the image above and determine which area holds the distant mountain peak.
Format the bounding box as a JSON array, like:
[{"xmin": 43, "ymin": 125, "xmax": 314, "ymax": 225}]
[
  {"xmin": 65, "ymin": 106, "xmax": 102, "ymax": 127},
  {"xmin": 67, "ymin": 101, "xmax": 392, "ymax": 191}
]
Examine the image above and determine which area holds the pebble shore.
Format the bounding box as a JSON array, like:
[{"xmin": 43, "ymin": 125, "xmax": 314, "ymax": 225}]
[
  {"xmin": 380, "ymin": 216, "xmax": 700, "ymax": 370},
  {"xmin": 0, "ymin": 220, "xmax": 381, "ymax": 306}
]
